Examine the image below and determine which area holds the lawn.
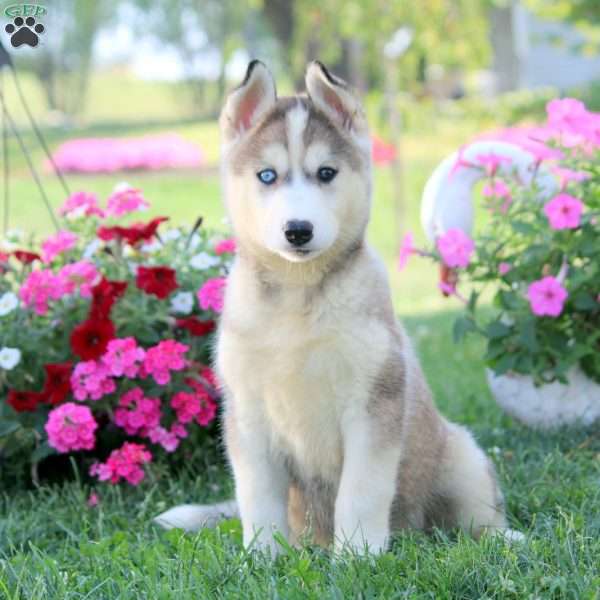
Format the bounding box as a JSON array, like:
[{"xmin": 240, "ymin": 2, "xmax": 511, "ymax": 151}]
[{"xmin": 2, "ymin": 73, "xmax": 600, "ymax": 598}]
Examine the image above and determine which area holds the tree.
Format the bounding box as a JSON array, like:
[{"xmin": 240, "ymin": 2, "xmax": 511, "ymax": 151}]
[{"xmin": 15, "ymin": 1, "xmax": 115, "ymax": 116}]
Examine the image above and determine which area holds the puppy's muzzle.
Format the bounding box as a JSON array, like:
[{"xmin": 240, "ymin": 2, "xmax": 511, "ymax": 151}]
[{"xmin": 284, "ymin": 220, "xmax": 313, "ymax": 247}]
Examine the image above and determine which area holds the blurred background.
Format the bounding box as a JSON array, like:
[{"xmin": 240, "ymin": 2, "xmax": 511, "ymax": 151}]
[{"xmin": 1, "ymin": 0, "xmax": 600, "ymax": 317}]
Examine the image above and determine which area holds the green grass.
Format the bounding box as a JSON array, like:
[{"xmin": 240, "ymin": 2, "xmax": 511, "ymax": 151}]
[
  {"xmin": 2, "ymin": 314, "xmax": 599, "ymax": 598},
  {"xmin": 2, "ymin": 73, "xmax": 599, "ymax": 598}
]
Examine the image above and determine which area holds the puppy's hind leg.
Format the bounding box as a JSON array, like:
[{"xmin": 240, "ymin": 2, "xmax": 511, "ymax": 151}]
[{"xmin": 437, "ymin": 424, "xmax": 523, "ymax": 542}]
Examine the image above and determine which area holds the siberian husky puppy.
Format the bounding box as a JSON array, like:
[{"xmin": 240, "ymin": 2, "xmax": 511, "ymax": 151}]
[{"xmin": 156, "ymin": 60, "xmax": 520, "ymax": 553}]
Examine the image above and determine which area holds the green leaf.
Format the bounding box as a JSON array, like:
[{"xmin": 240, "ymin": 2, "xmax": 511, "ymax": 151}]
[
  {"xmin": 453, "ymin": 316, "xmax": 476, "ymax": 343},
  {"xmin": 486, "ymin": 321, "xmax": 512, "ymax": 339},
  {"xmin": 519, "ymin": 319, "xmax": 539, "ymax": 352},
  {"xmin": 493, "ymin": 353, "xmax": 517, "ymax": 375},
  {"xmin": 0, "ymin": 421, "xmax": 21, "ymax": 437},
  {"xmin": 573, "ymin": 292, "xmax": 597, "ymax": 311}
]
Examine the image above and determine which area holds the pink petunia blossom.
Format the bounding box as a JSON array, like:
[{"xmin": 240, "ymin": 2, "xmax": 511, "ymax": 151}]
[
  {"xmin": 527, "ymin": 276, "xmax": 568, "ymax": 317},
  {"xmin": 214, "ymin": 238, "xmax": 236, "ymax": 255},
  {"xmin": 474, "ymin": 153, "xmax": 511, "ymax": 177},
  {"xmin": 552, "ymin": 166, "xmax": 591, "ymax": 191},
  {"xmin": 41, "ymin": 230, "xmax": 78, "ymax": 263},
  {"xmin": 142, "ymin": 339, "xmax": 189, "ymax": 385},
  {"xmin": 45, "ymin": 402, "xmax": 98, "ymax": 453},
  {"xmin": 90, "ymin": 442, "xmax": 152, "ymax": 485},
  {"xmin": 499, "ymin": 262, "xmax": 512, "ymax": 276},
  {"xmin": 114, "ymin": 387, "xmax": 161, "ymax": 435},
  {"xmin": 436, "ymin": 229, "xmax": 475, "ymax": 269},
  {"xmin": 101, "ymin": 337, "xmax": 146, "ymax": 378},
  {"xmin": 398, "ymin": 232, "xmax": 416, "ymax": 271},
  {"xmin": 70, "ymin": 360, "xmax": 116, "ymax": 401},
  {"xmin": 197, "ymin": 277, "xmax": 227, "ymax": 313},
  {"xmin": 19, "ymin": 269, "xmax": 65, "ymax": 315},
  {"xmin": 58, "ymin": 260, "xmax": 100, "ymax": 298},
  {"xmin": 105, "ymin": 184, "xmax": 149, "ymax": 217},
  {"xmin": 20, "ymin": 270, "xmax": 64, "ymax": 310},
  {"xmin": 543, "ymin": 193, "xmax": 584, "ymax": 230},
  {"xmin": 58, "ymin": 191, "xmax": 105, "ymax": 218},
  {"xmin": 482, "ymin": 180, "xmax": 511, "ymax": 200}
]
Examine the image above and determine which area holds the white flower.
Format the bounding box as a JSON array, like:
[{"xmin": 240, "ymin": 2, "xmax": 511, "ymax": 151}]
[
  {"xmin": 0, "ymin": 292, "xmax": 19, "ymax": 316},
  {"xmin": 170, "ymin": 291, "xmax": 194, "ymax": 315},
  {"xmin": 188, "ymin": 234, "xmax": 201, "ymax": 249},
  {"xmin": 83, "ymin": 239, "xmax": 101, "ymax": 259},
  {"xmin": 140, "ymin": 240, "xmax": 162, "ymax": 253},
  {"xmin": 113, "ymin": 181, "xmax": 133, "ymax": 194},
  {"xmin": 0, "ymin": 346, "xmax": 21, "ymax": 370},
  {"xmin": 190, "ymin": 252, "xmax": 220, "ymax": 270},
  {"xmin": 128, "ymin": 262, "xmax": 138, "ymax": 276},
  {"xmin": 5, "ymin": 228, "xmax": 24, "ymax": 241},
  {"xmin": 163, "ymin": 229, "xmax": 182, "ymax": 242}
]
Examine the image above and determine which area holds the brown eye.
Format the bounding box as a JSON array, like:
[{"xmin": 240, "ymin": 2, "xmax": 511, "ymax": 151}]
[{"xmin": 317, "ymin": 167, "xmax": 337, "ymax": 183}]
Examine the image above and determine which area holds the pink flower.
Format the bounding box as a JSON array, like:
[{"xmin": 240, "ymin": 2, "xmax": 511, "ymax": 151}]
[
  {"xmin": 70, "ymin": 360, "xmax": 116, "ymax": 401},
  {"xmin": 171, "ymin": 391, "xmax": 201, "ymax": 424},
  {"xmin": 527, "ymin": 276, "xmax": 568, "ymax": 317},
  {"xmin": 58, "ymin": 260, "xmax": 100, "ymax": 298},
  {"xmin": 436, "ymin": 229, "xmax": 475, "ymax": 268},
  {"xmin": 142, "ymin": 340, "xmax": 189, "ymax": 385},
  {"xmin": 87, "ymin": 492, "xmax": 100, "ymax": 507},
  {"xmin": 106, "ymin": 184, "xmax": 149, "ymax": 217},
  {"xmin": 475, "ymin": 153, "xmax": 511, "ymax": 177},
  {"xmin": 398, "ymin": 232, "xmax": 416, "ymax": 271},
  {"xmin": 58, "ymin": 191, "xmax": 105, "ymax": 218},
  {"xmin": 19, "ymin": 269, "xmax": 65, "ymax": 315},
  {"xmin": 114, "ymin": 387, "xmax": 161, "ymax": 435},
  {"xmin": 90, "ymin": 442, "xmax": 152, "ymax": 485},
  {"xmin": 45, "ymin": 402, "xmax": 98, "ymax": 453},
  {"xmin": 499, "ymin": 262, "xmax": 512, "ymax": 275},
  {"xmin": 146, "ymin": 426, "xmax": 180, "ymax": 452},
  {"xmin": 482, "ymin": 180, "xmax": 511, "ymax": 200},
  {"xmin": 197, "ymin": 277, "xmax": 227, "ymax": 313},
  {"xmin": 41, "ymin": 230, "xmax": 78, "ymax": 263},
  {"xmin": 186, "ymin": 378, "xmax": 218, "ymax": 427},
  {"xmin": 171, "ymin": 422, "xmax": 188, "ymax": 438},
  {"xmin": 102, "ymin": 337, "xmax": 146, "ymax": 378},
  {"xmin": 552, "ymin": 166, "xmax": 591, "ymax": 190},
  {"xmin": 543, "ymin": 193, "xmax": 584, "ymax": 230},
  {"xmin": 214, "ymin": 238, "xmax": 236, "ymax": 255}
]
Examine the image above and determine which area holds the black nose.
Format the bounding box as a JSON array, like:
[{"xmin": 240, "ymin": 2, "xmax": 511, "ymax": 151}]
[{"xmin": 284, "ymin": 220, "xmax": 313, "ymax": 247}]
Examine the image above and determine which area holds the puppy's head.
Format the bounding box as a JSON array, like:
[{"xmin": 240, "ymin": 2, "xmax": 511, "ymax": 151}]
[{"xmin": 220, "ymin": 61, "xmax": 371, "ymax": 266}]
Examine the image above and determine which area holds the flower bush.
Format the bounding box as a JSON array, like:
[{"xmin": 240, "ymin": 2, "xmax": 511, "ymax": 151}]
[
  {"xmin": 0, "ymin": 183, "xmax": 234, "ymax": 485},
  {"xmin": 401, "ymin": 98, "xmax": 600, "ymax": 385}
]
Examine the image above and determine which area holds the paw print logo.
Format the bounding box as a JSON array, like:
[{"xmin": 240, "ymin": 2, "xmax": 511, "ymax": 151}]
[{"xmin": 5, "ymin": 16, "xmax": 45, "ymax": 48}]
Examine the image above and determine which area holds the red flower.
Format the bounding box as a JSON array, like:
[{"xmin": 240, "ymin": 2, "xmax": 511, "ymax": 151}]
[
  {"xmin": 136, "ymin": 266, "xmax": 178, "ymax": 299},
  {"xmin": 176, "ymin": 317, "xmax": 216, "ymax": 337},
  {"xmin": 70, "ymin": 317, "xmax": 116, "ymax": 360},
  {"xmin": 12, "ymin": 250, "xmax": 41, "ymax": 264},
  {"xmin": 42, "ymin": 362, "xmax": 73, "ymax": 405},
  {"xmin": 7, "ymin": 390, "xmax": 46, "ymax": 413},
  {"xmin": 90, "ymin": 278, "xmax": 128, "ymax": 318},
  {"xmin": 97, "ymin": 217, "xmax": 168, "ymax": 246}
]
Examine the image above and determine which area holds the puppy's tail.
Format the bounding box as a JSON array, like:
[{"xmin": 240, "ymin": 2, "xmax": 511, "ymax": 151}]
[{"xmin": 154, "ymin": 499, "xmax": 238, "ymax": 531}]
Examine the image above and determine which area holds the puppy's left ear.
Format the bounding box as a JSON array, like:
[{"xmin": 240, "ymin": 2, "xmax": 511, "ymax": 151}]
[{"xmin": 305, "ymin": 61, "xmax": 368, "ymax": 135}]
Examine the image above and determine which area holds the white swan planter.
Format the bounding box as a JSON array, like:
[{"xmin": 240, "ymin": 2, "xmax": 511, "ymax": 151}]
[{"xmin": 420, "ymin": 140, "xmax": 600, "ymax": 429}]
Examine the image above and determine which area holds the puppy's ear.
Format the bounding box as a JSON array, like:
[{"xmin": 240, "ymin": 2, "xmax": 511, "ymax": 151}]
[
  {"xmin": 305, "ymin": 61, "xmax": 367, "ymax": 135},
  {"xmin": 220, "ymin": 60, "xmax": 277, "ymax": 142}
]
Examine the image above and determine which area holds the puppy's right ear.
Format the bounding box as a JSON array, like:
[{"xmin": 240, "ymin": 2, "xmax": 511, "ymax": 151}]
[{"xmin": 220, "ymin": 60, "xmax": 277, "ymax": 142}]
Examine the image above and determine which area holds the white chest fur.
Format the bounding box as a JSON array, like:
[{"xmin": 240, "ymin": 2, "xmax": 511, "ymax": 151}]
[{"xmin": 217, "ymin": 257, "xmax": 391, "ymax": 484}]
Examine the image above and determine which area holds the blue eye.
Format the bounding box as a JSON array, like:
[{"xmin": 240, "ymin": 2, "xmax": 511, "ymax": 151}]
[
  {"xmin": 317, "ymin": 166, "xmax": 338, "ymax": 183},
  {"xmin": 257, "ymin": 169, "xmax": 277, "ymax": 185}
]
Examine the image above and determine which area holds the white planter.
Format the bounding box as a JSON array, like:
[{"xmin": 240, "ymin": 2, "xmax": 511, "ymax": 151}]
[{"xmin": 486, "ymin": 368, "xmax": 600, "ymax": 429}]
